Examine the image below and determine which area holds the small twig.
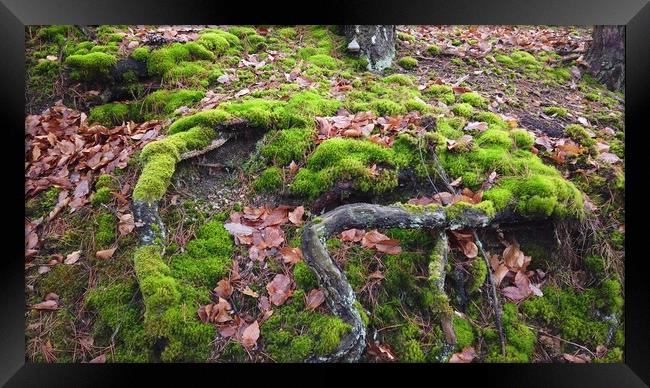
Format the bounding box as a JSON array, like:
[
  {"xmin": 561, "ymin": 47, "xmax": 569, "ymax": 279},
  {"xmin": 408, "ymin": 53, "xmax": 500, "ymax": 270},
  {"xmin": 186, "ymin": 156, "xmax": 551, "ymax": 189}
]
[
  {"xmin": 179, "ymin": 137, "xmax": 228, "ymax": 160},
  {"xmin": 528, "ymin": 325, "xmax": 597, "ymax": 358}
]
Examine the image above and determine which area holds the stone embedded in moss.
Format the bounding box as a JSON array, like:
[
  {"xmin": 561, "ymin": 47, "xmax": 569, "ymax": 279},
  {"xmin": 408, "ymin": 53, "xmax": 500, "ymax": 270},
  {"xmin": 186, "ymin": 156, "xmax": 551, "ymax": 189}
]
[
  {"xmin": 64, "ymin": 52, "xmax": 117, "ymax": 82},
  {"xmin": 398, "ymin": 56, "xmax": 418, "ymax": 70},
  {"xmin": 254, "ymin": 167, "xmax": 284, "ymax": 193}
]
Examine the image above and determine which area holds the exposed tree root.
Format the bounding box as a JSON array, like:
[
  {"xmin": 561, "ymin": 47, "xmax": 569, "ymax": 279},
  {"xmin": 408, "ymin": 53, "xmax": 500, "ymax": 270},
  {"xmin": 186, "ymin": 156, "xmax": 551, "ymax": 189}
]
[
  {"xmin": 179, "ymin": 137, "xmax": 229, "ymax": 161},
  {"xmin": 300, "ymin": 203, "xmax": 492, "ymax": 362}
]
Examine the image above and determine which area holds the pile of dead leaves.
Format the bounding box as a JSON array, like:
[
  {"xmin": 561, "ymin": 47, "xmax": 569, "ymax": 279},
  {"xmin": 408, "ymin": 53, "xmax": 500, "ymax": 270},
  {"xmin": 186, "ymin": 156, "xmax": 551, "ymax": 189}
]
[
  {"xmin": 25, "ymin": 101, "xmax": 162, "ymax": 206},
  {"xmin": 223, "ymin": 205, "xmax": 305, "ymax": 262},
  {"xmin": 315, "ymin": 110, "xmax": 424, "ymax": 147},
  {"xmin": 340, "ymin": 228, "xmax": 402, "ymax": 255},
  {"xmin": 490, "ymin": 239, "xmax": 545, "ymax": 302}
]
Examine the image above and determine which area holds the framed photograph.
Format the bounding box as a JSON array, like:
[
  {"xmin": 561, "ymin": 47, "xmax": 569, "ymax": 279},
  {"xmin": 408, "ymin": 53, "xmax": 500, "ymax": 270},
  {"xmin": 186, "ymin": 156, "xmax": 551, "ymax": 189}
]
[{"xmin": 2, "ymin": 0, "xmax": 648, "ymax": 386}]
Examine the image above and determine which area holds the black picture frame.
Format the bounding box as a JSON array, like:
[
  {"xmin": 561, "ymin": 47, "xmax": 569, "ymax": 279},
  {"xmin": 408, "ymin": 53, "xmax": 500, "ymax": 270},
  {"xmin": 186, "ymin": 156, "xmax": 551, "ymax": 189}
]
[{"xmin": 2, "ymin": 1, "xmax": 648, "ymax": 386}]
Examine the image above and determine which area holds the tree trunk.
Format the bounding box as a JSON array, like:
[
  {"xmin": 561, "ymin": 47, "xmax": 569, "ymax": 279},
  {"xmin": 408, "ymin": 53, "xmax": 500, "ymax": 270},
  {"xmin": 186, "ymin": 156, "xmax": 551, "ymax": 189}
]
[
  {"xmin": 585, "ymin": 26, "xmax": 625, "ymax": 91},
  {"xmin": 343, "ymin": 25, "xmax": 396, "ymax": 72}
]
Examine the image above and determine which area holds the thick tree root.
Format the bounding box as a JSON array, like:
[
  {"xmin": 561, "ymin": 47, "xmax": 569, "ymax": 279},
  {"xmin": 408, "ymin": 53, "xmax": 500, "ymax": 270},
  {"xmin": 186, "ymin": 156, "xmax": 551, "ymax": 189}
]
[{"xmin": 300, "ymin": 203, "xmax": 492, "ymax": 362}]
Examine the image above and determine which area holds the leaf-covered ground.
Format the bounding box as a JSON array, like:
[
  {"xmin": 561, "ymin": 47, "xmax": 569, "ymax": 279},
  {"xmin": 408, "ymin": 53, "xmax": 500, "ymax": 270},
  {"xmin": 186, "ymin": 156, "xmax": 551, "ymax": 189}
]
[{"xmin": 25, "ymin": 25, "xmax": 624, "ymax": 363}]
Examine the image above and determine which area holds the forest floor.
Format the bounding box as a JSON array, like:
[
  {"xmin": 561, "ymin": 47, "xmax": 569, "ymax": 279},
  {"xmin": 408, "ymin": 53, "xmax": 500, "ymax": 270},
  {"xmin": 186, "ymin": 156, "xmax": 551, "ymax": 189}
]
[{"xmin": 24, "ymin": 25, "xmax": 625, "ymax": 363}]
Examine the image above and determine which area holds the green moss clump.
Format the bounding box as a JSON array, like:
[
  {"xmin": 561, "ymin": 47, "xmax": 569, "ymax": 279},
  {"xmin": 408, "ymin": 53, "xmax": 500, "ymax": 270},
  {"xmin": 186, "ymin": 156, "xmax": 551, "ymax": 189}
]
[
  {"xmin": 397, "ymin": 32, "xmax": 416, "ymax": 43},
  {"xmin": 86, "ymin": 280, "xmax": 151, "ymax": 362},
  {"xmin": 147, "ymin": 43, "xmax": 191, "ymax": 76},
  {"xmin": 398, "ymin": 56, "xmax": 418, "ymax": 70},
  {"xmin": 467, "ymin": 258, "xmax": 487, "ymax": 293},
  {"xmin": 473, "ymin": 111, "xmax": 509, "ymax": 130},
  {"xmin": 485, "ymin": 303, "xmax": 537, "ymax": 362},
  {"xmin": 476, "ymin": 129, "xmax": 513, "ymax": 149},
  {"xmin": 294, "ymin": 261, "xmax": 318, "ymax": 291},
  {"xmin": 95, "ymin": 212, "xmax": 117, "ymax": 248},
  {"xmin": 254, "ymin": 167, "xmax": 284, "ymax": 193},
  {"xmin": 584, "ymin": 255, "xmax": 605, "ymax": 276},
  {"xmin": 610, "ymin": 230, "xmax": 624, "ymax": 250},
  {"xmin": 307, "ymin": 54, "xmax": 339, "ymax": 70},
  {"xmin": 196, "ymin": 34, "xmax": 230, "ymax": 55},
  {"xmin": 459, "ymin": 92, "xmax": 487, "ymax": 108},
  {"xmin": 133, "ymin": 126, "xmax": 215, "ymax": 201},
  {"xmin": 522, "ymin": 281, "xmax": 623, "ymax": 349},
  {"xmin": 453, "ymin": 316, "xmax": 475, "ymax": 350},
  {"xmin": 426, "ymin": 45, "xmax": 441, "ymax": 56},
  {"xmin": 260, "ymin": 293, "xmax": 350, "ymax": 362},
  {"xmin": 64, "ymin": 52, "xmax": 117, "ymax": 81},
  {"xmin": 510, "ymin": 128, "xmax": 535, "ymax": 148},
  {"xmin": 565, "ymin": 124, "xmax": 596, "ymax": 146},
  {"xmin": 370, "ymin": 99, "xmax": 407, "ymax": 116},
  {"xmin": 131, "ymin": 46, "xmax": 150, "ymax": 61},
  {"xmin": 39, "ymin": 264, "xmax": 87, "ymax": 304},
  {"xmin": 91, "ymin": 187, "xmax": 113, "ymax": 206},
  {"xmin": 142, "ymin": 89, "xmax": 205, "ymax": 117},
  {"xmin": 383, "ymin": 74, "xmax": 415, "ymax": 86},
  {"xmin": 402, "ymin": 340, "xmax": 426, "ymax": 362},
  {"xmin": 277, "ymin": 27, "xmax": 298, "ymax": 39},
  {"xmin": 291, "ymin": 138, "xmax": 398, "ymax": 199},
  {"xmin": 261, "ymin": 128, "xmax": 315, "ymax": 165},
  {"xmin": 89, "ymin": 102, "xmax": 139, "ymax": 126},
  {"xmin": 452, "ymin": 103, "xmax": 474, "ymax": 118},
  {"xmin": 424, "ymin": 84, "xmax": 455, "ymax": 105},
  {"xmin": 543, "ymin": 106, "xmax": 568, "ymax": 117}
]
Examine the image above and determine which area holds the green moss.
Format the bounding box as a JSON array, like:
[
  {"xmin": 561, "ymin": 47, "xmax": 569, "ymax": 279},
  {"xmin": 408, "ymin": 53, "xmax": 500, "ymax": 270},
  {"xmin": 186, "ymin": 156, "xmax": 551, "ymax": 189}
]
[
  {"xmin": 64, "ymin": 52, "xmax": 117, "ymax": 82},
  {"xmin": 610, "ymin": 230, "xmax": 624, "ymax": 250},
  {"xmin": 584, "ymin": 255, "xmax": 605, "ymax": 276},
  {"xmin": 133, "ymin": 126, "xmax": 216, "ymax": 201},
  {"xmin": 543, "ymin": 106, "xmax": 568, "ymax": 117},
  {"xmin": 86, "ymin": 280, "xmax": 151, "ymax": 362},
  {"xmin": 184, "ymin": 42, "xmax": 215, "ymax": 60},
  {"xmin": 131, "ymin": 46, "xmax": 150, "ymax": 61},
  {"xmin": 452, "ymin": 316, "xmax": 475, "ymax": 350},
  {"xmin": 483, "ymin": 187, "xmax": 514, "ymax": 212},
  {"xmin": 307, "ymin": 54, "xmax": 339, "ymax": 69},
  {"xmin": 277, "ymin": 27, "xmax": 298, "ymax": 39},
  {"xmin": 39, "ymin": 264, "xmax": 87, "ymax": 304},
  {"xmin": 147, "ymin": 43, "xmax": 191, "ymax": 76},
  {"xmin": 95, "ymin": 212, "xmax": 117, "ymax": 248},
  {"xmin": 398, "ymin": 56, "xmax": 418, "ymax": 70},
  {"xmin": 451, "ymin": 103, "xmax": 474, "ymax": 118},
  {"xmin": 163, "ymin": 61, "xmax": 210, "ymax": 87},
  {"xmin": 459, "ymin": 92, "xmax": 487, "ymax": 108},
  {"xmin": 254, "ymin": 167, "xmax": 284, "ymax": 193},
  {"xmin": 26, "ymin": 187, "xmax": 60, "ymax": 219},
  {"xmin": 565, "ymin": 124, "xmax": 596, "ymax": 146},
  {"xmin": 510, "ymin": 128, "xmax": 535, "ymax": 148},
  {"xmin": 401, "ymin": 339, "xmax": 426, "ymax": 362},
  {"xmin": 424, "ymin": 84, "xmax": 455, "ymax": 105},
  {"xmin": 310, "ymin": 315, "xmax": 352, "ymax": 355},
  {"xmin": 201, "ymin": 28, "xmax": 241, "ymax": 46},
  {"xmin": 196, "ymin": 33, "xmax": 230, "ymax": 55},
  {"xmin": 522, "ymin": 282, "xmax": 622, "ymax": 349},
  {"xmin": 37, "ymin": 25, "xmax": 77, "ymax": 44},
  {"xmin": 383, "ymin": 74, "xmax": 415, "ymax": 86},
  {"xmin": 142, "ymin": 89, "xmax": 205, "ymax": 117},
  {"xmin": 426, "ymin": 45, "xmax": 441, "ymax": 56},
  {"xmin": 476, "ymin": 129, "xmax": 513, "ymax": 149},
  {"xmin": 294, "ymin": 261, "xmax": 318, "ymax": 291},
  {"xmin": 291, "ymin": 138, "xmax": 398, "ymax": 199},
  {"xmin": 467, "ymin": 257, "xmax": 487, "ymax": 293},
  {"xmin": 91, "ymin": 187, "xmax": 113, "ymax": 206},
  {"xmin": 397, "ymin": 32, "xmax": 416, "ymax": 43},
  {"xmin": 370, "ymin": 99, "xmax": 407, "ymax": 116},
  {"xmin": 89, "ymin": 102, "xmax": 139, "ymax": 126},
  {"xmin": 473, "ymin": 111, "xmax": 509, "ymax": 130}
]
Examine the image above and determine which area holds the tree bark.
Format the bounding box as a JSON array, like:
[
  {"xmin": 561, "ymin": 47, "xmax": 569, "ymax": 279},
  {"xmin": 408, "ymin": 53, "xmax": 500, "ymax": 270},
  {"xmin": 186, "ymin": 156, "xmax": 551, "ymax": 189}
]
[
  {"xmin": 585, "ymin": 26, "xmax": 625, "ymax": 91},
  {"xmin": 343, "ymin": 25, "xmax": 396, "ymax": 72}
]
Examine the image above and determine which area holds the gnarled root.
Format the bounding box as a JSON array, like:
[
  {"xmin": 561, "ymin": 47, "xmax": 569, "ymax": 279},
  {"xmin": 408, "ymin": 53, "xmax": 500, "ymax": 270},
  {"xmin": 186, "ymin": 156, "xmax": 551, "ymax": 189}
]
[{"xmin": 300, "ymin": 203, "xmax": 492, "ymax": 362}]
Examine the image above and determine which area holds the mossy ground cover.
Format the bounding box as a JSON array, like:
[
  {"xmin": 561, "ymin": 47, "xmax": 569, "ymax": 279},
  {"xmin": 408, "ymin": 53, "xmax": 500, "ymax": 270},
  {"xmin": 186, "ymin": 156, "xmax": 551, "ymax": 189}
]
[{"xmin": 25, "ymin": 25, "xmax": 624, "ymax": 364}]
